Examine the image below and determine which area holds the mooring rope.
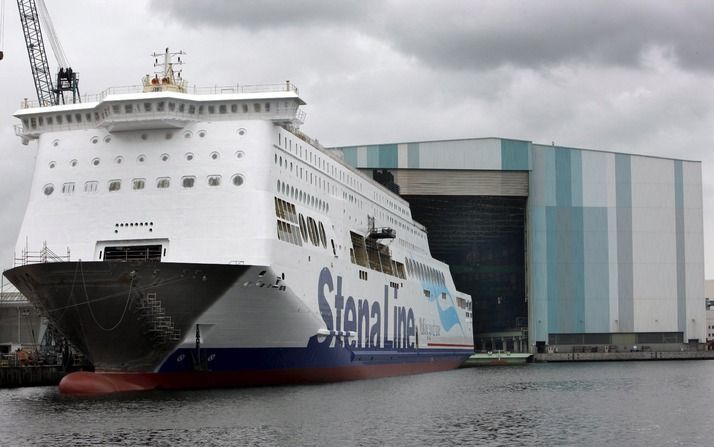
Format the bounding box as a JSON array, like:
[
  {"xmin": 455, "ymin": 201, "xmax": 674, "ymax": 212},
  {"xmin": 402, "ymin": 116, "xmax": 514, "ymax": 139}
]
[{"xmin": 81, "ymin": 261, "xmax": 135, "ymax": 332}]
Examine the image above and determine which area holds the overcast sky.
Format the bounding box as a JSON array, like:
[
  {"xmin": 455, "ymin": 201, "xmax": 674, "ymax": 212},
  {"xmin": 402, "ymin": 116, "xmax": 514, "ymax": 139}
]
[{"xmin": 1, "ymin": 0, "xmax": 714, "ymax": 276}]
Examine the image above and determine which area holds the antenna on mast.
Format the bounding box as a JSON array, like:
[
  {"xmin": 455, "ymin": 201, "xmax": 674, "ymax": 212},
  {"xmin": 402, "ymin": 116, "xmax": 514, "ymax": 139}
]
[{"xmin": 143, "ymin": 47, "xmax": 186, "ymax": 93}]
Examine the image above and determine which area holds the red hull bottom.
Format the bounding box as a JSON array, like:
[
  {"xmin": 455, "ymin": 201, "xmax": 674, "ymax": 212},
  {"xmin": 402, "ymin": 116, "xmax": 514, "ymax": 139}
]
[{"xmin": 59, "ymin": 358, "xmax": 465, "ymax": 395}]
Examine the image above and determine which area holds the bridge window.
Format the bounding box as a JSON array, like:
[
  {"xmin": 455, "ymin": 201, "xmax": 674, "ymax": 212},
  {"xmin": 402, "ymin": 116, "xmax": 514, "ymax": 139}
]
[
  {"xmin": 62, "ymin": 182, "xmax": 75, "ymax": 194},
  {"xmin": 156, "ymin": 177, "xmax": 170, "ymax": 189},
  {"xmin": 108, "ymin": 180, "xmax": 121, "ymax": 192},
  {"xmin": 132, "ymin": 179, "xmax": 145, "ymax": 190},
  {"xmin": 84, "ymin": 181, "xmax": 98, "ymax": 193},
  {"xmin": 182, "ymin": 176, "xmax": 195, "ymax": 188},
  {"xmin": 207, "ymin": 175, "xmax": 221, "ymax": 187}
]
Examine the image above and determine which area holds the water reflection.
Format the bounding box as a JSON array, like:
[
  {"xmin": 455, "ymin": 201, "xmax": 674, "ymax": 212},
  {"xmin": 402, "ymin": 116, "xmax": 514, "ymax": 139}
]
[{"xmin": 1, "ymin": 362, "xmax": 713, "ymax": 446}]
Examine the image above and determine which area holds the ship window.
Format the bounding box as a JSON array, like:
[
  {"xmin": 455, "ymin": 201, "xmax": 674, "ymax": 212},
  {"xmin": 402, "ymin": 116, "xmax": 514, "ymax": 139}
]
[
  {"xmin": 125, "ymin": 104, "xmax": 133, "ymax": 113},
  {"xmin": 318, "ymin": 222, "xmax": 327, "ymax": 248},
  {"xmin": 242, "ymin": 104, "xmax": 248, "ymax": 113},
  {"xmin": 84, "ymin": 181, "xmax": 98, "ymax": 193},
  {"xmin": 299, "ymin": 214, "xmax": 308, "ymax": 241},
  {"xmin": 198, "ymin": 130, "xmax": 206, "ymax": 138},
  {"xmin": 104, "ymin": 136, "xmax": 112, "ymax": 143},
  {"xmin": 169, "ymin": 102, "xmax": 176, "ymax": 112},
  {"xmin": 43, "ymin": 184, "xmax": 54, "ymax": 196},
  {"xmin": 137, "ymin": 154, "xmax": 146, "ymax": 163},
  {"xmin": 210, "ymin": 151, "xmax": 220, "ymax": 160},
  {"xmin": 115, "ymin": 156, "xmax": 124, "ymax": 165},
  {"xmin": 30, "ymin": 118, "xmax": 37, "ymax": 128},
  {"xmin": 132, "ymin": 178, "xmax": 145, "ymax": 190},
  {"xmin": 265, "ymin": 102, "xmax": 271, "ymax": 112},
  {"xmin": 161, "ymin": 153, "xmax": 170, "ymax": 162},
  {"xmin": 92, "ymin": 158, "xmax": 101, "ymax": 166},
  {"xmin": 108, "ymin": 180, "xmax": 121, "ymax": 192},
  {"xmin": 156, "ymin": 177, "xmax": 171, "ymax": 189},
  {"xmin": 188, "ymin": 105, "xmax": 196, "ymax": 114},
  {"xmin": 219, "ymin": 105, "xmax": 227, "ymax": 114},
  {"xmin": 66, "ymin": 114, "xmax": 73, "ymax": 123},
  {"xmin": 235, "ymin": 151, "xmax": 244, "ymax": 159},
  {"xmin": 144, "ymin": 102, "xmax": 152, "ymax": 112},
  {"xmin": 232, "ymin": 174, "xmax": 244, "ymax": 186},
  {"xmin": 157, "ymin": 101, "xmax": 165, "ymax": 112},
  {"xmin": 208, "ymin": 105, "xmax": 215, "ymax": 114},
  {"xmin": 48, "ymin": 161, "xmax": 56, "ymax": 169},
  {"xmin": 182, "ymin": 176, "xmax": 195, "ymax": 188},
  {"xmin": 70, "ymin": 159, "xmax": 77, "ymax": 167},
  {"xmin": 38, "ymin": 116, "xmax": 44, "ymax": 126},
  {"xmin": 254, "ymin": 103, "xmax": 261, "ymax": 112},
  {"xmin": 56, "ymin": 115, "xmax": 63, "ymax": 124},
  {"xmin": 94, "ymin": 112, "xmax": 100, "ymax": 121},
  {"xmin": 238, "ymin": 128, "xmax": 246, "ymax": 136},
  {"xmin": 61, "ymin": 182, "xmax": 75, "ymax": 194},
  {"xmin": 231, "ymin": 104, "xmax": 237, "ymax": 113},
  {"xmin": 178, "ymin": 103, "xmax": 185, "ymax": 113},
  {"xmin": 185, "ymin": 152, "xmax": 194, "ymax": 161},
  {"xmin": 198, "ymin": 105, "xmax": 204, "ymax": 114},
  {"xmin": 47, "ymin": 116, "xmax": 53, "ymax": 125},
  {"xmin": 208, "ymin": 175, "xmax": 221, "ymax": 186}
]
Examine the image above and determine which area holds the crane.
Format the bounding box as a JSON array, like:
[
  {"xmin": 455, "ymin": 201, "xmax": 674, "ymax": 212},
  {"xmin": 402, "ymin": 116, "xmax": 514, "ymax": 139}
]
[{"xmin": 16, "ymin": 0, "xmax": 79, "ymax": 105}]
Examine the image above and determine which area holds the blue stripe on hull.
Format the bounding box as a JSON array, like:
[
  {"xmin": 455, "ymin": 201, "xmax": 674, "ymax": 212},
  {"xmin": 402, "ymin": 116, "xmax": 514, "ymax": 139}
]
[{"xmin": 159, "ymin": 339, "xmax": 471, "ymax": 373}]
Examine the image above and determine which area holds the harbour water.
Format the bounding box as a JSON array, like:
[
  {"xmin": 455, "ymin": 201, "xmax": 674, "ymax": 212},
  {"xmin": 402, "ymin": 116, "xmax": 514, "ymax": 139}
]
[{"xmin": 1, "ymin": 361, "xmax": 713, "ymax": 446}]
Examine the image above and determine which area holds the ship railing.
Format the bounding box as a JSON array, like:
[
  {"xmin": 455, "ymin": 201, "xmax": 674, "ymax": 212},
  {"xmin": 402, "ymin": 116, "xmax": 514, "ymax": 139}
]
[
  {"xmin": 14, "ymin": 242, "xmax": 71, "ymax": 267},
  {"xmin": 19, "ymin": 82, "xmax": 300, "ymax": 108}
]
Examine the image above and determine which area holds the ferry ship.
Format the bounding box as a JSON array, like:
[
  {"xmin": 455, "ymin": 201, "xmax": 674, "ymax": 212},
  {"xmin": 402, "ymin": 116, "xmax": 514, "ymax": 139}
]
[{"xmin": 3, "ymin": 50, "xmax": 474, "ymax": 394}]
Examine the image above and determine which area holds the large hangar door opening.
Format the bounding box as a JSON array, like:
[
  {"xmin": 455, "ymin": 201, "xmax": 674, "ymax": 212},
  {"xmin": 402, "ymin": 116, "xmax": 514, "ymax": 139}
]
[{"xmin": 404, "ymin": 195, "xmax": 528, "ymax": 351}]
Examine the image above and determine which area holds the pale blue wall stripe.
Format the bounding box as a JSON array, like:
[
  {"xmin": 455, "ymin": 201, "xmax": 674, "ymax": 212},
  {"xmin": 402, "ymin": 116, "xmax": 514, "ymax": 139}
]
[
  {"xmin": 583, "ymin": 207, "xmax": 610, "ymax": 330},
  {"xmin": 501, "ymin": 139, "xmax": 530, "ymax": 171},
  {"xmin": 615, "ymin": 153, "xmax": 633, "ymax": 331},
  {"xmin": 674, "ymin": 160, "xmax": 686, "ymax": 333},
  {"xmin": 378, "ymin": 144, "xmax": 398, "ymax": 168},
  {"xmin": 407, "ymin": 143, "xmax": 420, "ymax": 168},
  {"xmin": 342, "ymin": 147, "xmax": 358, "ymax": 167}
]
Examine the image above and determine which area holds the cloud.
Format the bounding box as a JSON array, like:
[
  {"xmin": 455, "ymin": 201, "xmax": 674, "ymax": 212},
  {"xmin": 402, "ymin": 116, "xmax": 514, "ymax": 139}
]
[
  {"xmin": 152, "ymin": 0, "xmax": 714, "ymax": 72},
  {"xmin": 150, "ymin": 0, "xmax": 373, "ymax": 30}
]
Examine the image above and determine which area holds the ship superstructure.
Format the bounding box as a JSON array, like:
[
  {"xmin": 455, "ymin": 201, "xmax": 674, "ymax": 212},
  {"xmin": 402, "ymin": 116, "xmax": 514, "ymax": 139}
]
[{"xmin": 4, "ymin": 50, "xmax": 473, "ymax": 394}]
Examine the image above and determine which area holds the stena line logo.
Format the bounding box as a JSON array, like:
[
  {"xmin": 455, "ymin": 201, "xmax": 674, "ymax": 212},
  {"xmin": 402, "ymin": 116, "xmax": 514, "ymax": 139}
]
[{"xmin": 317, "ymin": 267, "xmax": 416, "ymax": 349}]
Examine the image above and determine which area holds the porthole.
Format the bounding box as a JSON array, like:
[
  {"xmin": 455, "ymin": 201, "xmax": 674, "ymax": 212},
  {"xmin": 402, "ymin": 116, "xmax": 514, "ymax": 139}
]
[
  {"xmin": 185, "ymin": 152, "xmax": 194, "ymax": 161},
  {"xmin": 161, "ymin": 153, "xmax": 170, "ymax": 162},
  {"xmin": 90, "ymin": 136, "xmax": 99, "ymax": 144},
  {"xmin": 70, "ymin": 159, "xmax": 78, "ymax": 167},
  {"xmin": 184, "ymin": 131, "xmax": 193, "ymax": 139},
  {"xmin": 48, "ymin": 161, "xmax": 56, "ymax": 169},
  {"xmin": 235, "ymin": 151, "xmax": 245, "ymax": 159},
  {"xmin": 103, "ymin": 135, "xmax": 112, "ymax": 143},
  {"xmin": 115, "ymin": 156, "xmax": 124, "ymax": 165},
  {"xmin": 52, "ymin": 139, "xmax": 60, "ymax": 147},
  {"xmin": 141, "ymin": 133, "xmax": 148, "ymax": 140},
  {"xmin": 232, "ymin": 174, "xmax": 244, "ymax": 186},
  {"xmin": 137, "ymin": 154, "xmax": 146, "ymax": 163},
  {"xmin": 165, "ymin": 133, "xmax": 173, "ymax": 140},
  {"xmin": 198, "ymin": 130, "xmax": 207, "ymax": 138},
  {"xmin": 237, "ymin": 128, "xmax": 246, "ymax": 136},
  {"xmin": 210, "ymin": 151, "xmax": 220, "ymax": 160},
  {"xmin": 43, "ymin": 184, "xmax": 54, "ymax": 196},
  {"xmin": 92, "ymin": 158, "xmax": 101, "ymax": 167}
]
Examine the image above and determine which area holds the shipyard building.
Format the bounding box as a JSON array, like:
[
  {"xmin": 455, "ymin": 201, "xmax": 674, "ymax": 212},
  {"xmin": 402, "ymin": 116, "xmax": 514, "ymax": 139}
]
[{"xmin": 332, "ymin": 138, "xmax": 705, "ymax": 353}]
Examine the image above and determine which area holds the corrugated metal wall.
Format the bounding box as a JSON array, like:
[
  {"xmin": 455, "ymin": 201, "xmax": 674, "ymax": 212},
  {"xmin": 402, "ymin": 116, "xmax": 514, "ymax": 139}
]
[{"xmin": 390, "ymin": 170, "xmax": 529, "ymax": 196}]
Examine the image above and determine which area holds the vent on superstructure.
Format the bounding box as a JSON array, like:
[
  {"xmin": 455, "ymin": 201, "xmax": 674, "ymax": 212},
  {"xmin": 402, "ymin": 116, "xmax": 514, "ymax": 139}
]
[{"xmin": 104, "ymin": 245, "xmax": 162, "ymax": 262}]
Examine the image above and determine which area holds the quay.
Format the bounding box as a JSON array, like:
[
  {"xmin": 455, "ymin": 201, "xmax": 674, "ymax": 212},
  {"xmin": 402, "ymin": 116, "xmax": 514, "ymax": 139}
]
[
  {"xmin": 0, "ymin": 364, "xmax": 65, "ymax": 388},
  {"xmin": 535, "ymin": 350, "xmax": 714, "ymax": 362}
]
